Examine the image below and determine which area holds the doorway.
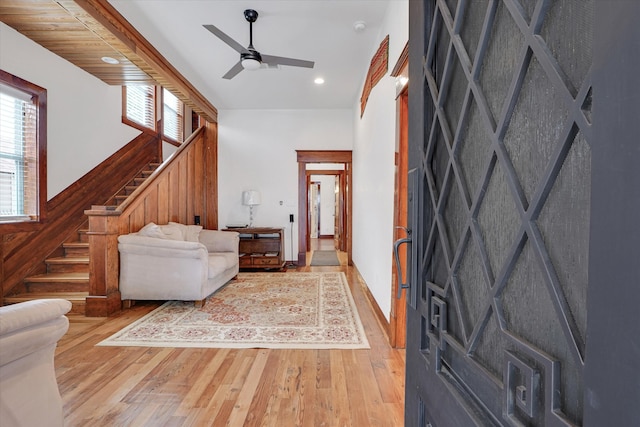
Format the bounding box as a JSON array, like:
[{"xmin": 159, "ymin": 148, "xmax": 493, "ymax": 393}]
[
  {"xmin": 308, "ymin": 171, "xmax": 344, "ymax": 249},
  {"xmin": 296, "ymin": 150, "xmax": 352, "ymax": 267}
]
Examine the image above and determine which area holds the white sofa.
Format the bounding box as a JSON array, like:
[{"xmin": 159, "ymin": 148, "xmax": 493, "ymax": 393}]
[
  {"xmin": 117, "ymin": 222, "xmax": 239, "ymax": 307},
  {"xmin": 0, "ymin": 299, "xmax": 71, "ymax": 427}
]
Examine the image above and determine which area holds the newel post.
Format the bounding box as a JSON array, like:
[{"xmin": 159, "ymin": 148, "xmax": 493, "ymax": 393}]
[{"xmin": 84, "ymin": 206, "xmax": 122, "ymax": 317}]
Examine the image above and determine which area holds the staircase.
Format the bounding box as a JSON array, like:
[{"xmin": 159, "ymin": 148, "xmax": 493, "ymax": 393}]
[{"xmin": 3, "ymin": 163, "xmax": 161, "ymax": 315}]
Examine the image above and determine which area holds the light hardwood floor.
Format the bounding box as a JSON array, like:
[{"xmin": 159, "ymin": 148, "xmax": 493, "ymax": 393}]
[{"xmin": 55, "ymin": 239, "xmax": 406, "ymax": 426}]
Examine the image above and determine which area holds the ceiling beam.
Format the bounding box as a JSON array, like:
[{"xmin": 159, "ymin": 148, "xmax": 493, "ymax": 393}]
[
  {"xmin": 0, "ymin": 0, "xmax": 217, "ymax": 123},
  {"xmin": 70, "ymin": 0, "xmax": 218, "ymax": 123}
]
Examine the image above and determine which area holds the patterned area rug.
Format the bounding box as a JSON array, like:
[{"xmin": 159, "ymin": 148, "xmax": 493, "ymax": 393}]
[{"xmin": 98, "ymin": 272, "xmax": 369, "ymax": 349}]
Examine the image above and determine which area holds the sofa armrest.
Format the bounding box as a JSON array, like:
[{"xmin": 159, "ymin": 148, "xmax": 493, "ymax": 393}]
[
  {"xmin": 0, "ymin": 299, "xmax": 71, "ymax": 365},
  {"xmin": 0, "ymin": 299, "xmax": 71, "ymax": 336},
  {"xmin": 199, "ymin": 230, "xmax": 239, "ymax": 254},
  {"xmin": 118, "ymin": 233, "xmax": 208, "ymax": 259}
]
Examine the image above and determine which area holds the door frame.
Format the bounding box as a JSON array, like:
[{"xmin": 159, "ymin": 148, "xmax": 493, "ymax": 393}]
[
  {"xmin": 307, "ymin": 171, "xmax": 346, "ymax": 244},
  {"xmin": 296, "ymin": 150, "xmax": 352, "ymax": 266},
  {"xmin": 390, "ymin": 43, "xmax": 409, "ymax": 349},
  {"xmin": 584, "ymin": 1, "xmax": 640, "ymax": 423}
]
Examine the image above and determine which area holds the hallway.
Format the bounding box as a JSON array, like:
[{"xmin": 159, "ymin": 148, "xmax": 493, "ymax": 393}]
[{"xmin": 307, "ymin": 237, "xmax": 345, "ymax": 262}]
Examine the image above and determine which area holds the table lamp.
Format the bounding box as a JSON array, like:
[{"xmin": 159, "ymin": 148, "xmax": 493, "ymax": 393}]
[{"xmin": 242, "ymin": 190, "xmax": 261, "ymax": 227}]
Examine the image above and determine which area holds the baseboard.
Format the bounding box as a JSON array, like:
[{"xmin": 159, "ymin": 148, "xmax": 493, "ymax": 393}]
[
  {"xmin": 318, "ymin": 235, "xmax": 334, "ymax": 239},
  {"xmin": 351, "ymin": 261, "xmax": 391, "ymax": 342}
]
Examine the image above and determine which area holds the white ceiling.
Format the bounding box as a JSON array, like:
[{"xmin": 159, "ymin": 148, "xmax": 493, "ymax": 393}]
[{"xmin": 108, "ymin": 0, "xmax": 392, "ymax": 111}]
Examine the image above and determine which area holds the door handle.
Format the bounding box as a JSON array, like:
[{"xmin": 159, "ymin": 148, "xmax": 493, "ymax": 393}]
[{"xmin": 394, "ymin": 226, "xmax": 411, "ymax": 299}]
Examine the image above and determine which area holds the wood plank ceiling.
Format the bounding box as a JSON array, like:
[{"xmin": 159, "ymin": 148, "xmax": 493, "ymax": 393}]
[{"xmin": 0, "ymin": 0, "xmax": 218, "ymax": 123}]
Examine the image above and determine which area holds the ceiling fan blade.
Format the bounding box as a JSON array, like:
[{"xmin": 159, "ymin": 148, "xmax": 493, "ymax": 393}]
[
  {"xmin": 222, "ymin": 61, "xmax": 244, "ymax": 79},
  {"xmin": 203, "ymin": 24, "xmax": 247, "ymax": 54},
  {"xmin": 261, "ymin": 54, "xmax": 314, "ymax": 69}
]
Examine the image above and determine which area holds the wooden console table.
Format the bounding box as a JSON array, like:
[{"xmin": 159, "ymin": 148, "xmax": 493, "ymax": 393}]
[{"xmin": 225, "ymin": 227, "xmax": 286, "ymax": 271}]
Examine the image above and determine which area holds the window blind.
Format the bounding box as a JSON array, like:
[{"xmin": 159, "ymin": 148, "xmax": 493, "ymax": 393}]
[
  {"xmin": 163, "ymin": 88, "xmax": 184, "ymax": 143},
  {"xmin": 0, "ymin": 86, "xmax": 37, "ymax": 220},
  {"xmin": 125, "ymin": 85, "xmax": 155, "ymax": 130}
]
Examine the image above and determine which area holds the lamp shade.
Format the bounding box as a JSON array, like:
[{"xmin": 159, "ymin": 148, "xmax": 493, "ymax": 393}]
[{"xmin": 242, "ymin": 190, "xmax": 261, "ymax": 206}]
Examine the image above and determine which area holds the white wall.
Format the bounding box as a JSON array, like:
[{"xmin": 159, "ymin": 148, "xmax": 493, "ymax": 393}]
[
  {"xmin": 352, "ymin": 0, "xmax": 408, "ymax": 321},
  {"xmin": 0, "ymin": 23, "xmax": 140, "ymax": 199},
  {"xmin": 162, "ymin": 141, "xmax": 178, "ymax": 161},
  {"xmin": 218, "ymin": 109, "xmax": 352, "ymax": 261}
]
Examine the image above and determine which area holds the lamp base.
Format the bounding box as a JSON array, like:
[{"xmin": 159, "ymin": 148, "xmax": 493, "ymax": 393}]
[{"xmin": 249, "ymin": 206, "xmax": 255, "ymax": 227}]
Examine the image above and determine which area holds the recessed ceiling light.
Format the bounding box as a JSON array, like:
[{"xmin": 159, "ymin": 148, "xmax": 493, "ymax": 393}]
[
  {"xmin": 353, "ymin": 21, "xmax": 366, "ymax": 32},
  {"xmin": 101, "ymin": 56, "xmax": 120, "ymax": 65},
  {"xmin": 314, "ymin": 78, "xmax": 325, "ymax": 85}
]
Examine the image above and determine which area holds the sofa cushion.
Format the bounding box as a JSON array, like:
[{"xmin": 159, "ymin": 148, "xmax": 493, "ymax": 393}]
[
  {"xmin": 136, "ymin": 222, "xmax": 203, "ymax": 242},
  {"xmin": 199, "ymin": 230, "xmax": 239, "ymax": 252},
  {"xmin": 137, "ymin": 222, "xmax": 167, "ymax": 239},
  {"xmin": 158, "ymin": 223, "xmax": 185, "ymax": 241},
  {"xmin": 169, "ymin": 222, "xmax": 202, "ymax": 242},
  {"xmin": 208, "ymin": 253, "xmax": 237, "ymax": 278}
]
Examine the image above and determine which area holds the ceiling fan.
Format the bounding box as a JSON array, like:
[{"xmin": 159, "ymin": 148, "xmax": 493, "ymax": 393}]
[{"xmin": 203, "ymin": 9, "xmax": 315, "ymax": 80}]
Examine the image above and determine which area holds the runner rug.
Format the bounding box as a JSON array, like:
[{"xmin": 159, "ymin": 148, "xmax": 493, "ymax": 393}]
[
  {"xmin": 97, "ymin": 272, "xmax": 369, "ymax": 349},
  {"xmin": 310, "ymin": 250, "xmax": 341, "ymax": 266}
]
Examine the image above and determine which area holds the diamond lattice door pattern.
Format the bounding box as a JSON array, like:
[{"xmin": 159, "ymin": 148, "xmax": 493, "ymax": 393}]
[{"xmin": 406, "ymin": 0, "xmax": 595, "ymax": 425}]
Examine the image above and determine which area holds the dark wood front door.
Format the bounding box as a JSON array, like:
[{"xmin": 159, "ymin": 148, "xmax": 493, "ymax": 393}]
[{"xmin": 404, "ymin": 0, "xmax": 640, "ymax": 425}]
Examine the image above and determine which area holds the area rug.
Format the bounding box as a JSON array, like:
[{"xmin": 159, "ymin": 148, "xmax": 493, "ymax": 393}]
[
  {"xmin": 310, "ymin": 250, "xmax": 341, "ymax": 266},
  {"xmin": 97, "ymin": 272, "xmax": 369, "ymax": 349}
]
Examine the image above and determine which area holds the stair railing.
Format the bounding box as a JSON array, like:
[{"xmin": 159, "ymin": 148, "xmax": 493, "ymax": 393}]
[{"xmin": 84, "ymin": 122, "xmax": 219, "ymax": 316}]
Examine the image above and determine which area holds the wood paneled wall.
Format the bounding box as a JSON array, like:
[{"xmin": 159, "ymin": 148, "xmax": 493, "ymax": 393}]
[
  {"xmin": 85, "ymin": 121, "xmax": 218, "ymax": 316},
  {"xmin": 0, "ymin": 133, "xmax": 159, "ymax": 302}
]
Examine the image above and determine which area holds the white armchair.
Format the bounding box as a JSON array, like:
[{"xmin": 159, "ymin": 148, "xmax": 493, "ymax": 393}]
[
  {"xmin": 118, "ymin": 223, "xmax": 239, "ymax": 307},
  {"xmin": 0, "ymin": 299, "xmax": 71, "ymax": 427}
]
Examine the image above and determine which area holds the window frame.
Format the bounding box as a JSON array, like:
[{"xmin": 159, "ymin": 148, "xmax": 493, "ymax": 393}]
[
  {"xmin": 122, "ymin": 85, "xmax": 157, "ymax": 134},
  {"xmin": 0, "ymin": 69, "xmax": 47, "ymax": 233},
  {"xmin": 161, "ymin": 88, "xmax": 184, "ymax": 146},
  {"xmin": 122, "ymin": 85, "xmax": 185, "ymax": 146}
]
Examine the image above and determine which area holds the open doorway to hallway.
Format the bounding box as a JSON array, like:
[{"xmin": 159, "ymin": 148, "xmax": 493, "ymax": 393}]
[
  {"xmin": 296, "ymin": 150, "xmax": 352, "ymax": 268},
  {"xmin": 308, "ymin": 170, "xmax": 345, "ymax": 265}
]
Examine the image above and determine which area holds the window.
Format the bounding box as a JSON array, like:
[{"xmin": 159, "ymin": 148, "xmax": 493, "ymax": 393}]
[
  {"xmin": 0, "ymin": 70, "xmax": 46, "ymax": 228},
  {"xmin": 122, "ymin": 86, "xmax": 184, "ymax": 145},
  {"xmin": 162, "ymin": 88, "xmax": 184, "ymax": 143},
  {"xmin": 123, "ymin": 85, "xmax": 156, "ymax": 131}
]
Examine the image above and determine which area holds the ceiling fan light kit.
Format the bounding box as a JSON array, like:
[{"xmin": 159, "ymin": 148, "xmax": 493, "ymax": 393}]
[
  {"xmin": 241, "ymin": 59, "xmax": 261, "ymax": 70},
  {"xmin": 204, "ymin": 9, "xmax": 315, "ymax": 79}
]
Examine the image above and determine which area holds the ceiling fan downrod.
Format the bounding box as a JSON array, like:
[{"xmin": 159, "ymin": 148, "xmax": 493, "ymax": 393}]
[{"xmin": 244, "ymin": 9, "xmax": 258, "ymax": 51}]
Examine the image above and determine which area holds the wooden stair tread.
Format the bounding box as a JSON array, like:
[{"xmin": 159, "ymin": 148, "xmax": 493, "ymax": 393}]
[
  {"xmin": 46, "ymin": 256, "xmax": 89, "ymax": 264},
  {"xmin": 25, "ymin": 272, "xmax": 89, "ymax": 282},
  {"xmin": 4, "ymin": 292, "xmax": 89, "ymax": 302},
  {"xmin": 63, "ymin": 242, "xmax": 89, "ymax": 248}
]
